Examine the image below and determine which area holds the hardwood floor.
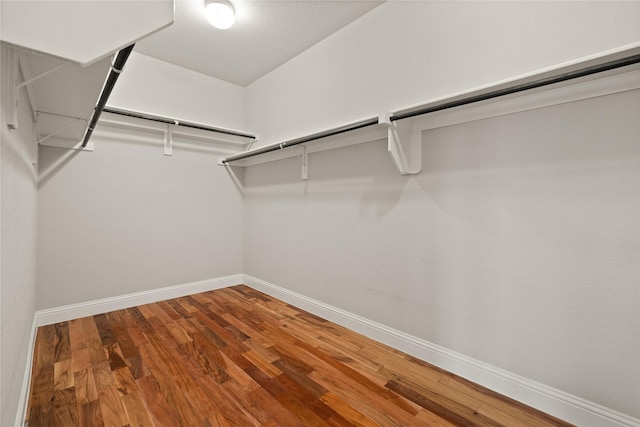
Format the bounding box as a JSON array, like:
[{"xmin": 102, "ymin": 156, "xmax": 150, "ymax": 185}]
[{"xmin": 26, "ymin": 285, "xmax": 573, "ymax": 426}]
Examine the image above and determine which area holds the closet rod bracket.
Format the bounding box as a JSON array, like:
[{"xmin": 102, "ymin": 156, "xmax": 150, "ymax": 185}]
[
  {"xmin": 380, "ymin": 112, "xmax": 422, "ymax": 175},
  {"xmin": 294, "ymin": 146, "xmax": 309, "ymax": 180},
  {"xmin": 164, "ymin": 124, "xmax": 174, "ymax": 156}
]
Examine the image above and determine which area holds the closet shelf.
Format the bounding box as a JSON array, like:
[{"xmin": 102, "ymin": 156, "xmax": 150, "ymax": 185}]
[
  {"xmin": 7, "ymin": 45, "xmax": 113, "ymax": 152},
  {"xmin": 222, "ymin": 116, "xmax": 379, "ymax": 163},
  {"xmin": 97, "ymin": 107, "xmax": 257, "ymax": 157},
  {"xmin": 5, "ymin": 0, "xmax": 173, "ymax": 152},
  {"xmin": 102, "ymin": 107, "xmax": 256, "ymax": 140},
  {"xmin": 220, "ymin": 45, "xmax": 640, "ymax": 179}
]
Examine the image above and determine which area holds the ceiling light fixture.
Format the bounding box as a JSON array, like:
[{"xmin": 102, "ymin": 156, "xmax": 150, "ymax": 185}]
[{"xmin": 204, "ymin": 0, "xmax": 235, "ymax": 29}]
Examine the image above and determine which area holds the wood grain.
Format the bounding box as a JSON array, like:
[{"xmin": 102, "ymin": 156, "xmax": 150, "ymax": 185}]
[{"xmin": 27, "ymin": 285, "xmax": 573, "ymax": 426}]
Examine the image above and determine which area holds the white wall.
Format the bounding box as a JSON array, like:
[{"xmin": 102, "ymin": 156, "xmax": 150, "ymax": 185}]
[
  {"xmin": 246, "ymin": 1, "xmax": 640, "ymax": 145},
  {"xmin": 242, "ymin": 0, "xmax": 640, "ymax": 421},
  {"xmin": 109, "ymin": 52, "xmax": 246, "ymax": 131},
  {"xmin": 1, "ymin": 43, "xmax": 39, "ymax": 427},
  {"xmin": 244, "ymin": 89, "xmax": 640, "ymax": 419},
  {"xmin": 37, "ymin": 52, "xmax": 248, "ymax": 310},
  {"xmin": 37, "ymin": 123, "xmax": 245, "ymax": 309},
  {"xmin": 17, "ymin": 1, "xmax": 640, "ymax": 424}
]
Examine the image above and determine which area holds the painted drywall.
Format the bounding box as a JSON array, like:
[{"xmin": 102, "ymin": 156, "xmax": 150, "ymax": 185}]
[
  {"xmin": 36, "ymin": 123, "xmax": 245, "ymax": 310},
  {"xmin": 109, "ymin": 52, "xmax": 246, "ymax": 131},
  {"xmin": 1, "ymin": 43, "xmax": 39, "ymax": 426},
  {"xmin": 0, "ymin": 1, "xmax": 173, "ymax": 65},
  {"xmin": 242, "ymin": 2, "xmax": 640, "ymax": 418},
  {"xmin": 243, "ymin": 89, "xmax": 640, "ymax": 418},
  {"xmin": 36, "ymin": 51, "xmax": 248, "ymax": 310},
  {"xmin": 246, "ymin": 1, "xmax": 640, "ymax": 146}
]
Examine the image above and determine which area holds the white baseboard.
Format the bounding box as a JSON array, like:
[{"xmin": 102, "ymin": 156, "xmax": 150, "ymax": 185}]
[
  {"xmin": 243, "ymin": 274, "xmax": 640, "ymax": 427},
  {"xmin": 21, "ymin": 273, "xmax": 638, "ymax": 427},
  {"xmin": 18, "ymin": 274, "xmax": 243, "ymax": 426},
  {"xmin": 14, "ymin": 317, "xmax": 38, "ymax": 427},
  {"xmin": 35, "ymin": 274, "xmax": 243, "ymax": 326}
]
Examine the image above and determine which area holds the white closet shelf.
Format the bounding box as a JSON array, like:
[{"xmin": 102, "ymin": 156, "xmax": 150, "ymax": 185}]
[
  {"xmin": 220, "ymin": 43, "xmax": 640, "ymax": 179},
  {"xmin": 95, "ymin": 107, "xmax": 257, "ymax": 157},
  {"xmin": 102, "ymin": 107, "xmax": 256, "ymax": 141},
  {"xmin": 1, "ymin": 1, "xmax": 172, "ymax": 65},
  {"xmin": 7, "ymin": 45, "xmax": 112, "ymax": 152}
]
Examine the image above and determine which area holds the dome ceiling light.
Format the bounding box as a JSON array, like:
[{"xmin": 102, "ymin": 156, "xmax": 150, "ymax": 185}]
[{"xmin": 204, "ymin": 0, "xmax": 235, "ymax": 30}]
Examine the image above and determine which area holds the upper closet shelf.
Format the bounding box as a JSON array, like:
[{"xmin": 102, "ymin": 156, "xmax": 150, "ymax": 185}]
[
  {"xmin": 4, "ymin": 1, "xmax": 173, "ymax": 152},
  {"xmin": 102, "ymin": 107, "xmax": 256, "ymax": 141},
  {"xmin": 98, "ymin": 107, "xmax": 257, "ymax": 156},
  {"xmin": 220, "ymin": 44, "xmax": 640, "ymax": 179},
  {"xmin": 6, "ymin": 44, "xmax": 113, "ymax": 151},
  {"xmin": 1, "ymin": 1, "xmax": 173, "ymax": 65}
]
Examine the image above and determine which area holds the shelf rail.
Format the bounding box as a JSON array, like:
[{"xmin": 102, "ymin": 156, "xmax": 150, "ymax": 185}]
[
  {"xmin": 390, "ymin": 53, "xmax": 640, "ymax": 122},
  {"xmin": 220, "ymin": 51, "xmax": 640, "ymax": 165},
  {"xmin": 102, "ymin": 107, "xmax": 256, "ymax": 140},
  {"xmin": 221, "ymin": 117, "xmax": 378, "ymax": 163}
]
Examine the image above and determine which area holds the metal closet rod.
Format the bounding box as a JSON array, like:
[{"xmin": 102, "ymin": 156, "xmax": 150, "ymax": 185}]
[
  {"xmin": 81, "ymin": 44, "xmax": 135, "ymax": 148},
  {"xmin": 102, "ymin": 107, "xmax": 256, "ymax": 139},
  {"xmin": 390, "ymin": 53, "xmax": 640, "ymax": 121},
  {"xmin": 221, "ymin": 117, "xmax": 379, "ymax": 163},
  {"xmin": 221, "ymin": 52, "xmax": 640, "ymax": 164}
]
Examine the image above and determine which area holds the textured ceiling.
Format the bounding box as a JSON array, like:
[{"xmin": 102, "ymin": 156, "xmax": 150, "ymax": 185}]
[{"xmin": 135, "ymin": 0, "xmax": 384, "ymax": 86}]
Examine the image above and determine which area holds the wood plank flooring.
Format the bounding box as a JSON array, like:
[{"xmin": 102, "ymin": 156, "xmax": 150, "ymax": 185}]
[{"xmin": 26, "ymin": 285, "xmax": 573, "ymax": 426}]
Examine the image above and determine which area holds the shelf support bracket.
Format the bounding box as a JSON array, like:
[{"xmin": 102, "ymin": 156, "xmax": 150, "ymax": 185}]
[
  {"xmin": 7, "ymin": 49, "xmax": 66, "ymax": 130},
  {"xmin": 17, "ymin": 51, "xmax": 39, "ymax": 123},
  {"xmin": 35, "ymin": 112, "xmax": 92, "ymax": 151},
  {"xmin": 37, "ymin": 118, "xmax": 84, "ymax": 145},
  {"xmin": 379, "ymin": 112, "xmax": 422, "ymax": 175},
  {"xmin": 7, "ymin": 46, "xmax": 18, "ymax": 130},
  {"xmin": 302, "ymin": 147, "xmax": 308, "ymax": 180},
  {"xmin": 17, "ymin": 61, "xmax": 66, "ymax": 89},
  {"xmin": 294, "ymin": 146, "xmax": 309, "ymax": 180},
  {"xmin": 164, "ymin": 123, "xmax": 174, "ymax": 156}
]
